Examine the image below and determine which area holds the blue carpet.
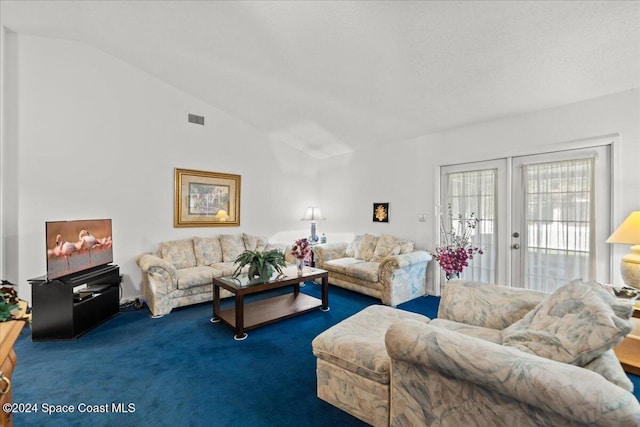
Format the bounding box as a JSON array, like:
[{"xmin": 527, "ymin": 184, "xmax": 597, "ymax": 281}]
[{"xmin": 10, "ymin": 284, "xmax": 638, "ymax": 426}]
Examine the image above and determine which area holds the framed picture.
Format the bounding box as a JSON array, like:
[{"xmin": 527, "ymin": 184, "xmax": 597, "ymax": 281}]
[
  {"xmin": 373, "ymin": 203, "xmax": 389, "ymax": 223},
  {"xmin": 174, "ymin": 168, "xmax": 241, "ymax": 227}
]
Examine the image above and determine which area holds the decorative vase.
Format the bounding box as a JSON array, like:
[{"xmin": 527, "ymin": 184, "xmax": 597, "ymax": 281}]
[
  {"xmin": 445, "ymin": 272, "xmax": 461, "ymax": 282},
  {"xmin": 296, "ymin": 258, "xmax": 304, "ymax": 276}
]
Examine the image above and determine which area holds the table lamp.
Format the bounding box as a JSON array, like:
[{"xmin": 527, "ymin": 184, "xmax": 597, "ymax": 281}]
[
  {"xmin": 301, "ymin": 206, "xmax": 325, "ymax": 243},
  {"xmin": 607, "ymin": 211, "xmax": 640, "ymax": 289},
  {"xmin": 215, "ymin": 210, "xmax": 229, "ymax": 221}
]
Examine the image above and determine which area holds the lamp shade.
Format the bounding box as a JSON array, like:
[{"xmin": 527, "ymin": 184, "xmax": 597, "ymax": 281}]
[
  {"xmin": 607, "ymin": 211, "xmax": 640, "ymax": 289},
  {"xmin": 215, "ymin": 210, "xmax": 229, "ymax": 221},
  {"xmin": 607, "ymin": 211, "xmax": 640, "ymax": 245},
  {"xmin": 301, "ymin": 207, "xmax": 326, "ymax": 222}
]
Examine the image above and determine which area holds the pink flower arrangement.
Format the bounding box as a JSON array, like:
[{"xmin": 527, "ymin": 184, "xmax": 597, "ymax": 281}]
[
  {"xmin": 432, "ymin": 245, "xmax": 483, "ymax": 278},
  {"xmin": 432, "ymin": 204, "xmax": 483, "ymax": 278},
  {"xmin": 291, "ymin": 238, "xmax": 312, "ymax": 263}
]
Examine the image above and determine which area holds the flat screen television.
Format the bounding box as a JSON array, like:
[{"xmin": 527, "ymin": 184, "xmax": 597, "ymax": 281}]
[{"xmin": 46, "ymin": 218, "xmax": 113, "ymax": 281}]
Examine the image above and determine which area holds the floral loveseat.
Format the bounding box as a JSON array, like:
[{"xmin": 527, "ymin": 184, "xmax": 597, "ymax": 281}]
[
  {"xmin": 312, "ymin": 280, "xmax": 640, "ymax": 426},
  {"xmin": 312, "ymin": 234, "xmax": 432, "ymax": 307},
  {"xmin": 136, "ymin": 233, "xmax": 291, "ymax": 317}
]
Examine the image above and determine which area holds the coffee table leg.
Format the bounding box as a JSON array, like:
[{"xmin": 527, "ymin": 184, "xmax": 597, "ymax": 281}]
[
  {"xmin": 211, "ymin": 284, "xmax": 221, "ymax": 323},
  {"xmin": 234, "ymin": 294, "xmax": 247, "ymax": 340},
  {"xmin": 320, "ymin": 275, "xmax": 330, "ymax": 312}
]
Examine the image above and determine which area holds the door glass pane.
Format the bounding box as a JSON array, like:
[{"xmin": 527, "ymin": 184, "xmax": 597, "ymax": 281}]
[
  {"xmin": 446, "ymin": 169, "xmax": 497, "ymax": 283},
  {"xmin": 522, "ymin": 158, "xmax": 594, "ymax": 292}
]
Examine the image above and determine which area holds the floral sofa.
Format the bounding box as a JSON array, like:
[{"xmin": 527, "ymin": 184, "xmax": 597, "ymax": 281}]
[
  {"xmin": 312, "ymin": 234, "xmax": 432, "ymax": 307},
  {"xmin": 312, "ymin": 279, "xmax": 640, "ymax": 426},
  {"xmin": 136, "ymin": 233, "xmax": 291, "ymax": 317}
]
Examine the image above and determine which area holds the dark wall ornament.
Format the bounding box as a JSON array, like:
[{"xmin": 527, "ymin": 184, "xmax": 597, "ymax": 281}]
[{"xmin": 373, "ymin": 203, "xmax": 389, "ymax": 223}]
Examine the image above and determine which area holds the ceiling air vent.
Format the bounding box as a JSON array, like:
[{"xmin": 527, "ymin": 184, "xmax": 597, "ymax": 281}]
[{"xmin": 188, "ymin": 114, "xmax": 205, "ymax": 125}]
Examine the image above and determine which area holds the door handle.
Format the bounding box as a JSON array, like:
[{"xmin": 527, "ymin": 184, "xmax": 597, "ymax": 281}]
[{"xmin": 512, "ymin": 244, "xmax": 520, "ymax": 250}]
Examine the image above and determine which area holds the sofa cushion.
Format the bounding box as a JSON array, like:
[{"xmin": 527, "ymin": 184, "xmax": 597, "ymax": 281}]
[
  {"xmin": 502, "ymin": 279, "xmax": 632, "ymax": 366},
  {"xmin": 324, "ymin": 257, "xmax": 364, "ymax": 275},
  {"xmin": 243, "ymin": 233, "xmax": 268, "ymax": 252},
  {"xmin": 193, "ymin": 236, "xmax": 223, "ymax": 266},
  {"xmin": 345, "ymin": 262, "xmax": 380, "ymax": 282},
  {"xmin": 438, "ymin": 281, "xmax": 547, "ymax": 330},
  {"xmin": 345, "ymin": 235, "xmax": 363, "ymax": 257},
  {"xmin": 354, "ymin": 234, "xmax": 379, "ymax": 261},
  {"xmin": 220, "ymin": 234, "xmax": 246, "ymax": 262},
  {"xmin": 209, "ymin": 261, "xmax": 239, "ymax": 277},
  {"xmin": 429, "ymin": 318, "xmax": 503, "ymax": 344},
  {"xmin": 159, "ymin": 239, "xmax": 197, "ymax": 269},
  {"xmin": 371, "ymin": 234, "xmax": 401, "ymax": 262},
  {"xmin": 176, "ymin": 266, "xmax": 221, "ymax": 290}
]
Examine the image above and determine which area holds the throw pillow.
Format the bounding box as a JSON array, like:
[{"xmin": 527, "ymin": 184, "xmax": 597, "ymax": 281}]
[
  {"xmin": 193, "ymin": 236, "xmax": 223, "ymax": 265},
  {"xmin": 264, "ymin": 243, "xmax": 286, "ymax": 253},
  {"xmin": 502, "ymin": 279, "xmax": 632, "ymax": 366},
  {"xmin": 583, "ymin": 280, "xmax": 634, "ymax": 319},
  {"xmin": 243, "ymin": 233, "xmax": 268, "ymax": 252},
  {"xmin": 219, "ymin": 234, "xmax": 246, "ymax": 262},
  {"xmin": 371, "ymin": 234, "xmax": 401, "ymax": 262},
  {"xmin": 354, "ymin": 234, "xmax": 379, "ymax": 261},
  {"xmin": 345, "ymin": 235, "xmax": 364, "ymax": 258},
  {"xmin": 396, "ymin": 239, "xmax": 415, "ymax": 254},
  {"xmin": 255, "ymin": 239, "xmax": 268, "ymax": 252},
  {"xmin": 159, "ymin": 239, "xmax": 197, "ymax": 269}
]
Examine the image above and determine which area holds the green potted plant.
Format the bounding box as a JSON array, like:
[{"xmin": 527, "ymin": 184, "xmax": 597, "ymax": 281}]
[
  {"xmin": 0, "ymin": 286, "xmax": 19, "ymax": 322},
  {"xmin": 232, "ymin": 249, "xmax": 286, "ymax": 283}
]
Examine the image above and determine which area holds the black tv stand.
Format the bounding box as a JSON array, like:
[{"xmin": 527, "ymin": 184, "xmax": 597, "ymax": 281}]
[{"xmin": 29, "ymin": 265, "xmax": 121, "ymax": 341}]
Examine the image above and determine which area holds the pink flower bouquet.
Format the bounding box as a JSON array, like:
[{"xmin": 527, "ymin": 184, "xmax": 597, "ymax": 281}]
[
  {"xmin": 291, "ymin": 238, "xmax": 312, "ymax": 263},
  {"xmin": 432, "ymin": 204, "xmax": 483, "ymax": 279}
]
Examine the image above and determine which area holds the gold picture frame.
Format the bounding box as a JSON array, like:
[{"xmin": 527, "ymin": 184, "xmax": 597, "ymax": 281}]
[{"xmin": 174, "ymin": 168, "xmax": 241, "ymax": 227}]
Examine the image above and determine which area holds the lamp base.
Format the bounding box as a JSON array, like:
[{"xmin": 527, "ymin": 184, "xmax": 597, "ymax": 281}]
[
  {"xmin": 309, "ymin": 222, "xmax": 318, "ymax": 243},
  {"xmin": 621, "ymin": 246, "xmax": 640, "ymax": 289}
]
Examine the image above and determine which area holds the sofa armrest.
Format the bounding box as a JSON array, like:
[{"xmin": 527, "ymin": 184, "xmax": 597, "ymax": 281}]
[
  {"xmin": 380, "ymin": 250, "xmax": 431, "ymax": 269},
  {"xmin": 312, "ymin": 242, "xmax": 348, "ymax": 268},
  {"xmin": 438, "ymin": 280, "xmax": 547, "ymax": 329},
  {"xmin": 378, "ymin": 251, "xmax": 432, "ymax": 306},
  {"xmin": 385, "ymin": 319, "xmax": 640, "ymax": 426},
  {"xmin": 137, "ymin": 253, "xmax": 178, "ymax": 283}
]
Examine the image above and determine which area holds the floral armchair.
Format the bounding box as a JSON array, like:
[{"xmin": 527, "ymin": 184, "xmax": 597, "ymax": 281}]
[{"xmin": 384, "ymin": 280, "xmax": 640, "ymax": 426}]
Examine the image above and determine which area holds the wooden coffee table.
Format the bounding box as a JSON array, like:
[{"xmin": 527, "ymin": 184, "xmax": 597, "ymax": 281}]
[{"xmin": 211, "ymin": 266, "xmax": 329, "ymax": 340}]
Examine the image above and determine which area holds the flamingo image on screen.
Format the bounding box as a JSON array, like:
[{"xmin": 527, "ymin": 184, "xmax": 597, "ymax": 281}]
[{"xmin": 46, "ymin": 219, "xmax": 113, "ymax": 280}]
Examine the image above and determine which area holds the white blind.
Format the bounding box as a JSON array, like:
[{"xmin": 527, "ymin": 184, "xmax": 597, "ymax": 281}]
[
  {"xmin": 521, "ymin": 157, "xmax": 595, "ymax": 292},
  {"xmin": 447, "ymin": 168, "xmax": 497, "ymax": 283}
]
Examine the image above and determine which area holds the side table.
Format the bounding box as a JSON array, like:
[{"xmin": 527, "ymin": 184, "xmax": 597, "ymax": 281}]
[
  {"xmin": 1, "ymin": 320, "xmax": 25, "ymax": 427},
  {"xmin": 614, "ymin": 304, "xmax": 640, "ymax": 375}
]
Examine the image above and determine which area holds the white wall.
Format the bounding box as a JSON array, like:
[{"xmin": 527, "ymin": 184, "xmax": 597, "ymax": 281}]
[
  {"xmin": 2, "ymin": 32, "xmax": 638, "ymax": 302},
  {"xmin": 2, "ymin": 34, "xmax": 320, "ymax": 302},
  {"xmin": 319, "ymin": 89, "xmax": 640, "ymax": 291}
]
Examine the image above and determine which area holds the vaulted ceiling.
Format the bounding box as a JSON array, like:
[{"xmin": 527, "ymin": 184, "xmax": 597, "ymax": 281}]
[{"xmin": 2, "ymin": 1, "xmax": 639, "ymax": 158}]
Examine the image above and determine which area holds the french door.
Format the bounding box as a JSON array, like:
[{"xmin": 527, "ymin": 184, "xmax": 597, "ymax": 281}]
[{"xmin": 440, "ymin": 145, "xmax": 611, "ymax": 292}]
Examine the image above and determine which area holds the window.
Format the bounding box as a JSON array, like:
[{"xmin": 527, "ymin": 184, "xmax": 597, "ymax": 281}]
[{"xmin": 440, "ymin": 144, "xmax": 611, "ymax": 292}]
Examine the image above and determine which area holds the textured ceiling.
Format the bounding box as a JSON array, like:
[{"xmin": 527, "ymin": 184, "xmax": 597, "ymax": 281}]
[{"xmin": 2, "ymin": 1, "xmax": 639, "ymax": 158}]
